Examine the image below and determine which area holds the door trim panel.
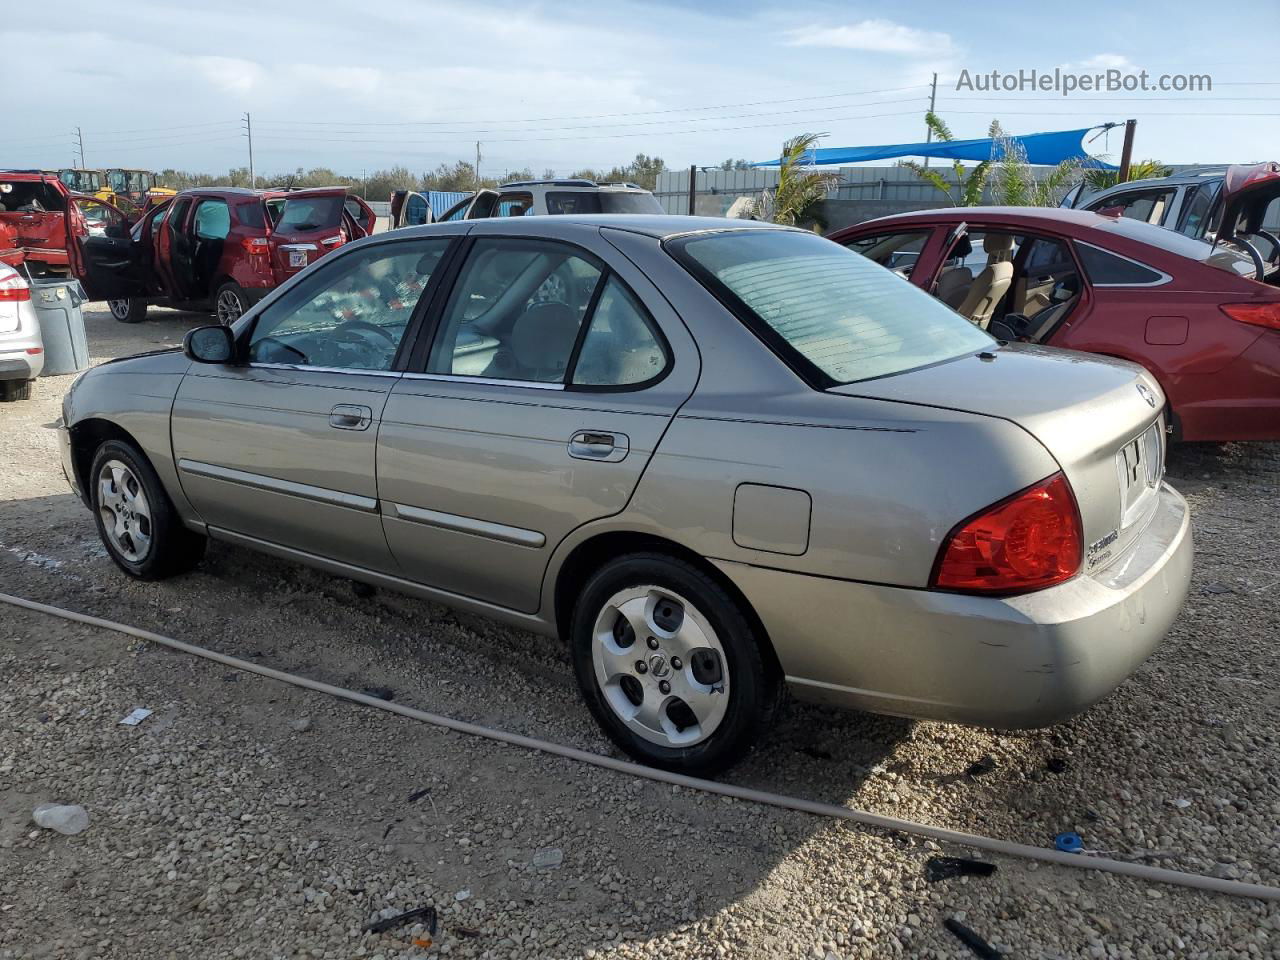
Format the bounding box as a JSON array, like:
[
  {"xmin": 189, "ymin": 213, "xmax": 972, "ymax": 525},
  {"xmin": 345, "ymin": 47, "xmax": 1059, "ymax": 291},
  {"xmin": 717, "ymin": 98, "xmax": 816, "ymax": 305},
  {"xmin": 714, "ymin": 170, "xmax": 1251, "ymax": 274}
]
[
  {"xmin": 177, "ymin": 458, "xmax": 378, "ymax": 512},
  {"xmin": 385, "ymin": 501, "xmax": 546, "ymax": 547}
]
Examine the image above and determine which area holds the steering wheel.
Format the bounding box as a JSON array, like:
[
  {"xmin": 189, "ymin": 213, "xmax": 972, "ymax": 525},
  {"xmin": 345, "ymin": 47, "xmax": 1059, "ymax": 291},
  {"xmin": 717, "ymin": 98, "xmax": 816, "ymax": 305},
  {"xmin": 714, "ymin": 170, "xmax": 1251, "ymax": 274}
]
[
  {"xmin": 1223, "ymin": 236, "xmax": 1266, "ymax": 281},
  {"xmin": 333, "ymin": 319, "xmax": 397, "ymax": 344}
]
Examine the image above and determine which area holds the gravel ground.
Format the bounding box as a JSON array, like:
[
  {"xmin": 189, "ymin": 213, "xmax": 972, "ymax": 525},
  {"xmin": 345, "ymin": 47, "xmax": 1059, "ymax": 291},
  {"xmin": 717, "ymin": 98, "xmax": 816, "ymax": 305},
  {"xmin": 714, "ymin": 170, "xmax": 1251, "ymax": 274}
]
[{"xmin": 1, "ymin": 306, "xmax": 1278, "ymax": 960}]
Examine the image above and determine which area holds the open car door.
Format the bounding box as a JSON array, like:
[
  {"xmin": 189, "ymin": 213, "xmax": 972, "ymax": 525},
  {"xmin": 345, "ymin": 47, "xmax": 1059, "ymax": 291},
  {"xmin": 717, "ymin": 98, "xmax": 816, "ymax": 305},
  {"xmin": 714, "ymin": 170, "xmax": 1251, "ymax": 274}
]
[
  {"xmin": 390, "ymin": 190, "xmax": 433, "ymax": 228},
  {"xmin": 65, "ymin": 197, "xmax": 146, "ymax": 301},
  {"xmin": 437, "ymin": 189, "xmax": 498, "ymax": 223}
]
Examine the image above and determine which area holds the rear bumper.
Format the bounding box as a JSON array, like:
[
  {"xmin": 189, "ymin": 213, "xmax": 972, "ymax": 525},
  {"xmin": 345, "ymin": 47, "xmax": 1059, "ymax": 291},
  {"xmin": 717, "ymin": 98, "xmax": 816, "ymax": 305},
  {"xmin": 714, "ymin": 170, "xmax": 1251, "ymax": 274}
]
[
  {"xmin": 0, "ymin": 351, "xmax": 42, "ymax": 381},
  {"xmin": 715, "ymin": 483, "xmax": 1192, "ymax": 728}
]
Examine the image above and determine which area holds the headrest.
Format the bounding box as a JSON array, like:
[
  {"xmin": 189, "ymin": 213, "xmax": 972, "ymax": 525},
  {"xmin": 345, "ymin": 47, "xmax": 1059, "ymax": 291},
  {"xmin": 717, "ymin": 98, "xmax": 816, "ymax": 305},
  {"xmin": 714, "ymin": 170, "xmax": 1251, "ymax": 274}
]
[
  {"xmin": 950, "ymin": 236, "xmax": 973, "ymax": 260},
  {"xmin": 983, "ymin": 234, "xmax": 1015, "ymax": 256},
  {"xmin": 511, "ymin": 301, "xmax": 580, "ymax": 377}
]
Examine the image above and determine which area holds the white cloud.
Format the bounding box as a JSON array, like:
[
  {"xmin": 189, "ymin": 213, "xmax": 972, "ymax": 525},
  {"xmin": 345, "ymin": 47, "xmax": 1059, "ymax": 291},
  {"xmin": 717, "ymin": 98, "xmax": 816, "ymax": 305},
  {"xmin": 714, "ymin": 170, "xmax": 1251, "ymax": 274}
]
[
  {"xmin": 786, "ymin": 20, "xmax": 956, "ymax": 57},
  {"xmin": 1067, "ymin": 53, "xmax": 1139, "ymax": 72}
]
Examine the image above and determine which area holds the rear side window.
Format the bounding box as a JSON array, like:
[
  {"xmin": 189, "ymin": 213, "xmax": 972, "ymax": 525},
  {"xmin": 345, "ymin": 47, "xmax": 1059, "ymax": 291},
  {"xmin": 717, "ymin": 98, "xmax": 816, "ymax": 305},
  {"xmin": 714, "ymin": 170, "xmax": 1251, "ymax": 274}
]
[
  {"xmin": 496, "ymin": 192, "xmax": 534, "ymax": 217},
  {"xmin": 545, "ymin": 191, "xmax": 663, "ymax": 215},
  {"xmin": 1076, "ymin": 243, "xmax": 1165, "ymax": 285},
  {"xmin": 572, "ymin": 278, "xmax": 668, "ymax": 387},
  {"xmin": 193, "ymin": 199, "xmax": 230, "ymax": 240},
  {"xmin": 674, "ymin": 230, "xmax": 993, "ymax": 386},
  {"xmin": 236, "ymin": 202, "xmax": 266, "ymax": 229}
]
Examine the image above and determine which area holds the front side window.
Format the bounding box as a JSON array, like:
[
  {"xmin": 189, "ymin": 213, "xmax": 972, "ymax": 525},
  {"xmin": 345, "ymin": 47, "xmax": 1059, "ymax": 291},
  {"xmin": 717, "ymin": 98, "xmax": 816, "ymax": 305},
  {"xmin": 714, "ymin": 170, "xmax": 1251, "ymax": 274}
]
[
  {"xmin": 1177, "ymin": 182, "xmax": 1220, "ymax": 237},
  {"xmin": 247, "ymin": 238, "xmax": 450, "ymax": 370},
  {"xmin": 496, "ymin": 192, "xmax": 534, "ymax": 217},
  {"xmin": 673, "ymin": 229, "xmax": 992, "ymax": 386},
  {"xmin": 842, "ymin": 230, "xmax": 930, "ymax": 275},
  {"xmin": 193, "ymin": 199, "xmax": 230, "ymax": 240},
  {"xmin": 428, "ymin": 239, "xmax": 603, "ymax": 382},
  {"xmin": 166, "ymin": 198, "xmax": 192, "ymax": 234}
]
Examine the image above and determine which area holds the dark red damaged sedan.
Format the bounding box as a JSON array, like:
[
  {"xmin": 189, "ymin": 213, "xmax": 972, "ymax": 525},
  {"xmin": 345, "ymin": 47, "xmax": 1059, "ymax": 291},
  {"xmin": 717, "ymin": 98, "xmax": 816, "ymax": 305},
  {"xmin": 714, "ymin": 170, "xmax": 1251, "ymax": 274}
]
[{"xmin": 829, "ymin": 206, "xmax": 1280, "ymax": 442}]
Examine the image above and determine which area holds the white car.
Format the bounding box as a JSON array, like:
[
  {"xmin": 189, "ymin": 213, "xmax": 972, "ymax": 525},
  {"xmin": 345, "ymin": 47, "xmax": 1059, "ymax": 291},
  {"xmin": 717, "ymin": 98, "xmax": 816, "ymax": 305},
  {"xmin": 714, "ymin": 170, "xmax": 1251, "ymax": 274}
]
[
  {"xmin": 391, "ymin": 179, "xmax": 665, "ymax": 228},
  {"xmin": 0, "ymin": 263, "xmax": 43, "ymax": 401}
]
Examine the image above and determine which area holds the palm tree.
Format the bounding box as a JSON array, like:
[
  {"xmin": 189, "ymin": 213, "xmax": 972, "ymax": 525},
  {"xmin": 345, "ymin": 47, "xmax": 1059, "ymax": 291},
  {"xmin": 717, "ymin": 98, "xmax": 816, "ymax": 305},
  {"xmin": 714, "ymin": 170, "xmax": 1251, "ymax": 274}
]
[
  {"xmin": 753, "ymin": 133, "xmax": 841, "ymax": 227},
  {"xmin": 989, "ymin": 120, "xmax": 1086, "ymax": 207},
  {"xmin": 899, "ymin": 112, "xmax": 992, "ymax": 207},
  {"xmin": 1083, "ymin": 160, "xmax": 1173, "ymax": 192}
]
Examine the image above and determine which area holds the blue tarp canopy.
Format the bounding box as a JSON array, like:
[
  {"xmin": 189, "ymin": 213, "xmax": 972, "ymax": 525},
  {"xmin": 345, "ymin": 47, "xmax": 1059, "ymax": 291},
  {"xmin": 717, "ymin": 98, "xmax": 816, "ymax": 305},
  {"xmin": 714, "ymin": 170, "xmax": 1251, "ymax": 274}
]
[{"xmin": 752, "ymin": 127, "xmax": 1116, "ymax": 169}]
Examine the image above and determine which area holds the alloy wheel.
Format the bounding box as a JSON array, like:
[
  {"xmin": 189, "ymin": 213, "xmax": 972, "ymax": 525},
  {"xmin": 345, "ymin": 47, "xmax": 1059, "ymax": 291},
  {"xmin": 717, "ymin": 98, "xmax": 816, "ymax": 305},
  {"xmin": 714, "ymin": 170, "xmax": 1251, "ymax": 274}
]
[
  {"xmin": 108, "ymin": 300, "xmax": 131, "ymax": 320},
  {"xmin": 97, "ymin": 459, "xmax": 153, "ymax": 563},
  {"xmin": 216, "ymin": 289, "xmax": 244, "ymax": 325},
  {"xmin": 591, "ymin": 585, "xmax": 730, "ymax": 748}
]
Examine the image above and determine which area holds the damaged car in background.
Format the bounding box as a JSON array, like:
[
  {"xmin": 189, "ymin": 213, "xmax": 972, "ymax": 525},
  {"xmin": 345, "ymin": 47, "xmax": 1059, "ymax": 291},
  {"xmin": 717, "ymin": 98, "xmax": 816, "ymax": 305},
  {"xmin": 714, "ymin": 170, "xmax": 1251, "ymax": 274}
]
[{"xmin": 58, "ymin": 215, "xmax": 1191, "ymax": 773}]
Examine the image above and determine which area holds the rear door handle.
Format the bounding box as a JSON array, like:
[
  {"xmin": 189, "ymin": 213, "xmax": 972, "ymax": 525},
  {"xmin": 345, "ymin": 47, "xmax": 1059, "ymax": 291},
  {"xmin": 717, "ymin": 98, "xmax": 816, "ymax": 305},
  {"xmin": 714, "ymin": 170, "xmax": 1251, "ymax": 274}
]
[
  {"xmin": 568, "ymin": 430, "xmax": 629, "ymax": 462},
  {"xmin": 329, "ymin": 404, "xmax": 373, "ymax": 431}
]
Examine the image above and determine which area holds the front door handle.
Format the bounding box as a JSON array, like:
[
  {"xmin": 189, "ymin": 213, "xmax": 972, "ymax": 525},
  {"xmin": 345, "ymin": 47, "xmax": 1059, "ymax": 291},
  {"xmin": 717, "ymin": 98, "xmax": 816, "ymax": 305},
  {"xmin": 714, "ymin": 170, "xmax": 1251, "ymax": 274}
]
[
  {"xmin": 568, "ymin": 430, "xmax": 629, "ymax": 462},
  {"xmin": 329, "ymin": 404, "xmax": 373, "ymax": 431}
]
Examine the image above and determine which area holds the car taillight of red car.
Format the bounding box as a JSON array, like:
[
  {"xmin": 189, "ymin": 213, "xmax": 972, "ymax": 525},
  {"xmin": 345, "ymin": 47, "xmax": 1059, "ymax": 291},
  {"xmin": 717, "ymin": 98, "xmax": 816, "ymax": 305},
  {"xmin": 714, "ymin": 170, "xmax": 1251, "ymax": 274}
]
[
  {"xmin": 1221, "ymin": 302, "xmax": 1280, "ymax": 332},
  {"xmin": 931, "ymin": 472, "xmax": 1083, "ymax": 595}
]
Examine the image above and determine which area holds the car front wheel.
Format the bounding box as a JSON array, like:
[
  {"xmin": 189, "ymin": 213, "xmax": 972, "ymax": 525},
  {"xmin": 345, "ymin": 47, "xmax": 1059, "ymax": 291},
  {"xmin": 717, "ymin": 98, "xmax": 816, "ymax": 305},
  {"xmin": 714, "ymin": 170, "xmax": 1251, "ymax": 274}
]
[
  {"xmin": 90, "ymin": 439, "xmax": 206, "ymax": 580},
  {"xmin": 570, "ymin": 553, "xmax": 783, "ymax": 774},
  {"xmin": 108, "ymin": 298, "xmax": 148, "ymax": 324}
]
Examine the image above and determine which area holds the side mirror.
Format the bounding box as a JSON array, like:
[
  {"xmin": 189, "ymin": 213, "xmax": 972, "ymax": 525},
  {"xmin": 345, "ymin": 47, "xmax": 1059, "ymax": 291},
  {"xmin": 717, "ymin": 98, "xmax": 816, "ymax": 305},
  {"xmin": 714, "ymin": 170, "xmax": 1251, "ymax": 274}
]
[{"xmin": 183, "ymin": 325, "xmax": 236, "ymax": 364}]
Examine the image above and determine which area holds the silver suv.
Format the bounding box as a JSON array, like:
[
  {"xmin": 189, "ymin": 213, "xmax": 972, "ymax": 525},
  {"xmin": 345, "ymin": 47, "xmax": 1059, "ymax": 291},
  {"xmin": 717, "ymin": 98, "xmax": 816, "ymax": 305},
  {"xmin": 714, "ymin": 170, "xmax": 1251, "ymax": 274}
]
[
  {"xmin": 397, "ymin": 179, "xmax": 665, "ymax": 227},
  {"xmin": 0, "ymin": 263, "xmax": 43, "ymax": 401}
]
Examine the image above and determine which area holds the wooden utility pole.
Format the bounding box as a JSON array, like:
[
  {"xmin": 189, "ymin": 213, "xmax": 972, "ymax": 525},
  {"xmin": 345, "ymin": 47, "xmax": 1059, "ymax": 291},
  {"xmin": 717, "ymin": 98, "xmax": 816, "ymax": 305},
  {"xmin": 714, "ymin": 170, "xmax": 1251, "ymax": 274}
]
[
  {"xmin": 686, "ymin": 164, "xmax": 697, "ymax": 215},
  {"xmin": 1117, "ymin": 119, "xmax": 1137, "ymax": 184},
  {"xmin": 923, "ymin": 72, "xmax": 938, "ymax": 169},
  {"xmin": 242, "ymin": 113, "xmax": 255, "ymax": 188}
]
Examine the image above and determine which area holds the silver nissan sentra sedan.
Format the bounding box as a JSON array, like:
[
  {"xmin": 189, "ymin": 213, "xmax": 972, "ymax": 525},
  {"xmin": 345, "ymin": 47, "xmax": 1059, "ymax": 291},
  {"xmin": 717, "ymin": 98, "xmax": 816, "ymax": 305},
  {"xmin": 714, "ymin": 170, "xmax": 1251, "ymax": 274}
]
[{"xmin": 59, "ymin": 215, "xmax": 1192, "ymax": 772}]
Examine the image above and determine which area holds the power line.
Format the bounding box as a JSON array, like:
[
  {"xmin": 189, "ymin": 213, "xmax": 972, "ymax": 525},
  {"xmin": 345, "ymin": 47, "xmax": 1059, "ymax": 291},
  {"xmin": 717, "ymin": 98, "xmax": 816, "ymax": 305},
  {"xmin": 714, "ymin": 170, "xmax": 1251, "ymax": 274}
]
[
  {"xmin": 257, "ymin": 84, "xmax": 929, "ymax": 127},
  {"xmin": 943, "ymin": 95, "xmax": 1276, "ymax": 103},
  {"xmin": 942, "ymin": 109, "xmax": 1279, "ymax": 117},
  {"xmin": 252, "ymin": 108, "xmax": 925, "ymax": 146}
]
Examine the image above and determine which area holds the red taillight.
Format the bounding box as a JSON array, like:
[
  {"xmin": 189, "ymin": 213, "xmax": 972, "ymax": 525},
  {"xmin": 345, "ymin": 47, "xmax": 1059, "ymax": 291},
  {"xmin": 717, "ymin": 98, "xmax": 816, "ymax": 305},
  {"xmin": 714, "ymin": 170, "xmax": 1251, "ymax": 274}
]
[
  {"xmin": 0, "ymin": 272, "xmax": 31, "ymax": 302},
  {"xmin": 241, "ymin": 236, "xmax": 269, "ymax": 253},
  {"xmin": 932, "ymin": 473, "xmax": 1082, "ymax": 595},
  {"xmin": 1221, "ymin": 302, "xmax": 1280, "ymax": 332}
]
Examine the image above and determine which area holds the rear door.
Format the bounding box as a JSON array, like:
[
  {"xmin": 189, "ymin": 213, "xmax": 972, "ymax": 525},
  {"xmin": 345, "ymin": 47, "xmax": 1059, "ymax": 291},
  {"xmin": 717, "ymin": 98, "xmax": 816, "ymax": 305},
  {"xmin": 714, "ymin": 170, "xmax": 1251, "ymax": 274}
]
[
  {"xmin": 155, "ymin": 196, "xmax": 192, "ymax": 299},
  {"xmin": 65, "ymin": 197, "xmax": 147, "ymax": 300},
  {"xmin": 266, "ymin": 188, "xmax": 350, "ymax": 282},
  {"xmin": 0, "ymin": 176, "xmax": 67, "ymax": 261},
  {"xmin": 377, "ymin": 232, "xmax": 698, "ymax": 612}
]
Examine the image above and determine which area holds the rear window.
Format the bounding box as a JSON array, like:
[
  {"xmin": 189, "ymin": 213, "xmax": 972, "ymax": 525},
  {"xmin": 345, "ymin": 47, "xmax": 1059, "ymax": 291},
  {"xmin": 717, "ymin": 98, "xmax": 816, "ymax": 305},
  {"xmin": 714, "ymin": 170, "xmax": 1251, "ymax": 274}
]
[
  {"xmin": 546, "ymin": 191, "xmax": 664, "ymax": 215},
  {"xmin": 0, "ymin": 181, "xmax": 65, "ymax": 213},
  {"xmin": 275, "ymin": 195, "xmax": 344, "ymax": 232},
  {"xmin": 672, "ymin": 230, "xmax": 994, "ymax": 386}
]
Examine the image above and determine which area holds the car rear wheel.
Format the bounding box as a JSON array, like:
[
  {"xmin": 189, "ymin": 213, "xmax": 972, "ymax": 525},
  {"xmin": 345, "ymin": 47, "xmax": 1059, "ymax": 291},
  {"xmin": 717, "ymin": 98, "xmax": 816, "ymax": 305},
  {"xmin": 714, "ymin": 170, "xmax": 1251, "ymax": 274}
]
[
  {"xmin": 214, "ymin": 282, "xmax": 249, "ymax": 325},
  {"xmin": 0, "ymin": 380, "xmax": 33, "ymax": 402},
  {"xmin": 107, "ymin": 298, "xmax": 148, "ymax": 324},
  {"xmin": 90, "ymin": 439, "xmax": 206, "ymax": 580},
  {"xmin": 570, "ymin": 553, "xmax": 783, "ymax": 773}
]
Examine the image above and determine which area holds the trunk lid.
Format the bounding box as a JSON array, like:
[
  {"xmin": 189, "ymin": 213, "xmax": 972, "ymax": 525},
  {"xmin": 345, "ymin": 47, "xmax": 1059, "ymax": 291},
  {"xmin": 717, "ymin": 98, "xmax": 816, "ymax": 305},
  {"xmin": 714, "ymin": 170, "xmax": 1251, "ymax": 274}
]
[
  {"xmin": 266, "ymin": 188, "xmax": 351, "ymax": 282},
  {"xmin": 830, "ymin": 343, "xmax": 1167, "ymax": 573}
]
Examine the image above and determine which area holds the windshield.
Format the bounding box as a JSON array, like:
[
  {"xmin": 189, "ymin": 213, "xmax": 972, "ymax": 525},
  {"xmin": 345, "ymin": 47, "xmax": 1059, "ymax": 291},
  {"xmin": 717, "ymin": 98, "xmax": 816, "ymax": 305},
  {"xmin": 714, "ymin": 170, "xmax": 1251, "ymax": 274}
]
[
  {"xmin": 545, "ymin": 191, "xmax": 664, "ymax": 215},
  {"xmin": 274, "ymin": 195, "xmax": 344, "ymax": 233},
  {"xmin": 673, "ymin": 229, "xmax": 994, "ymax": 386}
]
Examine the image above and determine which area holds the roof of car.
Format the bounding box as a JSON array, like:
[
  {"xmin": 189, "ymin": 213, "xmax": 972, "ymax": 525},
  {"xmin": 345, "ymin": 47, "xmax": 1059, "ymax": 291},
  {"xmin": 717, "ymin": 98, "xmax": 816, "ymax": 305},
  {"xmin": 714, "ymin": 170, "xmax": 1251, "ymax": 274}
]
[
  {"xmin": 839, "ymin": 205, "xmax": 1140, "ymax": 232},
  {"xmin": 463, "ymin": 214, "xmax": 791, "ymax": 239}
]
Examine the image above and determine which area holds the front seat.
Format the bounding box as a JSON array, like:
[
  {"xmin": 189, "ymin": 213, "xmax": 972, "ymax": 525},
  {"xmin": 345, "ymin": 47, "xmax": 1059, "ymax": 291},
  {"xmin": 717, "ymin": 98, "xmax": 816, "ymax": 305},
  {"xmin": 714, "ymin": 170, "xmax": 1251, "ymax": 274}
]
[{"xmin": 957, "ymin": 235, "xmax": 1015, "ymax": 329}]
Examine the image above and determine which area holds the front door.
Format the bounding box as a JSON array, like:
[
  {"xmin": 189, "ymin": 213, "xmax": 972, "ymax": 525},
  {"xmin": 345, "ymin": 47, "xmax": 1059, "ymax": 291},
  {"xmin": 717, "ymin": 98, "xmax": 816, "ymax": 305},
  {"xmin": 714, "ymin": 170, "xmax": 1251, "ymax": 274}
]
[
  {"xmin": 66, "ymin": 197, "xmax": 146, "ymax": 301},
  {"xmin": 377, "ymin": 234, "xmax": 698, "ymax": 612},
  {"xmin": 171, "ymin": 235, "xmax": 456, "ymax": 572}
]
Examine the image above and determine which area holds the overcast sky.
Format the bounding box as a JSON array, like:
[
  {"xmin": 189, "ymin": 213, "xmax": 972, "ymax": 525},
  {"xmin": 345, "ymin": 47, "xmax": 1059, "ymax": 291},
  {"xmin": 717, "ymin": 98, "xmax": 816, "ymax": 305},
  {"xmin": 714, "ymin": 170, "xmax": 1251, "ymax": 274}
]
[{"xmin": 8, "ymin": 0, "xmax": 1279, "ymax": 178}]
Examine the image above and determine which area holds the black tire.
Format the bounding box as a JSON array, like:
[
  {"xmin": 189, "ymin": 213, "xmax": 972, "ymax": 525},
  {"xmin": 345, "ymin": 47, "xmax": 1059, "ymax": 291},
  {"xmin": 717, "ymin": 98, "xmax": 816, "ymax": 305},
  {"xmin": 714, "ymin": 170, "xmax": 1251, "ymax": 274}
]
[
  {"xmin": 0, "ymin": 379, "xmax": 33, "ymax": 402},
  {"xmin": 213, "ymin": 282, "xmax": 250, "ymax": 326},
  {"xmin": 570, "ymin": 552, "xmax": 783, "ymax": 774},
  {"xmin": 89, "ymin": 439, "xmax": 206, "ymax": 580},
  {"xmin": 107, "ymin": 298, "xmax": 148, "ymax": 324}
]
